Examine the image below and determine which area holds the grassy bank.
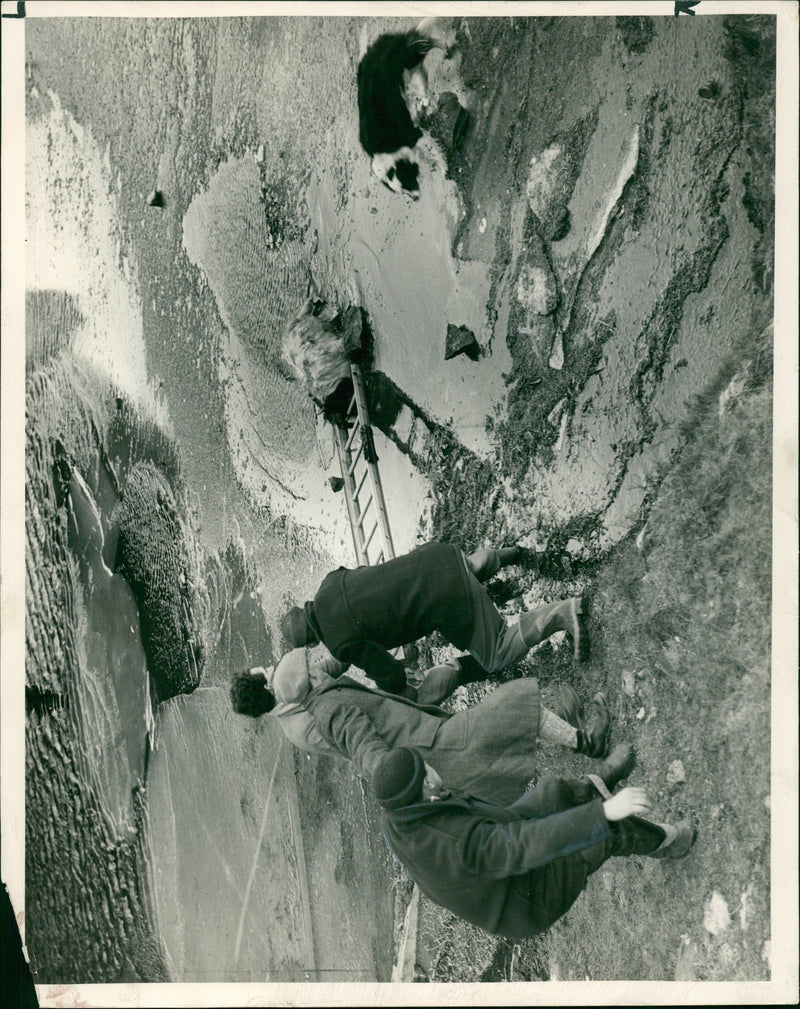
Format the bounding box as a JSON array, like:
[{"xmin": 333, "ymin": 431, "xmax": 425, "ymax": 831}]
[{"xmin": 406, "ymin": 323, "xmax": 772, "ymax": 982}]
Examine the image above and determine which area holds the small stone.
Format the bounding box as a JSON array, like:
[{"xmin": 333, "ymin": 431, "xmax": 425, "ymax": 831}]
[
  {"xmin": 328, "ymin": 477, "xmax": 344, "ymax": 493},
  {"xmin": 553, "ymin": 411, "xmax": 569, "ymax": 453},
  {"xmin": 667, "ymin": 759, "xmax": 686, "ymax": 788},
  {"xmin": 547, "ymin": 398, "xmax": 567, "ymax": 428},
  {"xmin": 739, "ymin": 886, "xmax": 753, "ymax": 930},
  {"xmin": 621, "ymin": 669, "xmax": 637, "ymax": 699},
  {"xmin": 636, "ymin": 706, "xmax": 646, "ymax": 720},
  {"xmin": 673, "ymin": 935, "xmax": 698, "ymax": 982},
  {"xmin": 255, "ymin": 143, "xmax": 265, "ymax": 163},
  {"xmin": 548, "ymin": 329, "xmax": 564, "ymax": 370},
  {"xmin": 445, "ymin": 324, "xmax": 480, "ymax": 361},
  {"xmin": 703, "ymin": 891, "xmax": 731, "ymax": 936},
  {"xmin": 146, "ymin": 189, "xmax": 164, "ymax": 208}
]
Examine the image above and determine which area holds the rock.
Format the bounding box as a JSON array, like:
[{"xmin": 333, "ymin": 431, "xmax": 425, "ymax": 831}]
[
  {"xmin": 739, "ymin": 885, "xmax": 753, "ymax": 930},
  {"xmin": 445, "ymin": 324, "xmax": 480, "ymax": 361},
  {"xmin": 146, "ymin": 189, "xmax": 164, "ymax": 208},
  {"xmin": 112, "ymin": 462, "xmax": 204, "ymax": 702},
  {"xmin": 328, "ymin": 476, "xmax": 344, "ymax": 493},
  {"xmin": 548, "ymin": 329, "xmax": 564, "ymax": 370},
  {"xmin": 565, "ymin": 537, "xmax": 584, "ymax": 557},
  {"xmin": 667, "ymin": 759, "xmax": 686, "ymax": 788},
  {"xmin": 673, "ymin": 934, "xmax": 699, "ymax": 981},
  {"xmin": 621, "ymin": 669, "xmax": 637, "ymax": 699},
  {"xmin": 703, "ymin": 891, "xmax": 731, "ymax": 936},
  {"xmin": 553, "ymin": 410, "xmax": 569, "ymax": 453},
  {"xmin": 718, "ymin": 364, "xmax": 750, "ymax": 419},
  {"xmin": 547, "ymin": 398, "xmax": 567, "ymax": 428},
  {"xmin": 636, "ymin": 706, "xmax": 646, "ymax": 720},
  {"xmin": 255, "ymin": 143, "xmax": 265, "ymax": 163}
]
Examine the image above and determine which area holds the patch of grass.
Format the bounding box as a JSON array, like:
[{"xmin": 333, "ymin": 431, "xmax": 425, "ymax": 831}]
[
  {"xmin": 415, "ymin": 322, "xmax": 772, "ymax": 982},
  {"xmin": 523, "ymin": 325, "xmax": 773, "ymax": 980}
]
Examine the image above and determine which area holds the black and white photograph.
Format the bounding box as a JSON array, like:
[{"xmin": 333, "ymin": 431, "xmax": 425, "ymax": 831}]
[{"xmin": 2, "ymin": 1, "xmax": 797, "ymax": 1005}]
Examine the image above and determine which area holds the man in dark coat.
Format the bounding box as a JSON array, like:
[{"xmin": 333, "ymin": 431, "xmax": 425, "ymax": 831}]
[
  {"xmin": 280, "ymin": 541, "xmax": 587, "ymax": 697},
  {"xmin": 373, "ymin": 746, "xmax": 695, "ymax": 940}
]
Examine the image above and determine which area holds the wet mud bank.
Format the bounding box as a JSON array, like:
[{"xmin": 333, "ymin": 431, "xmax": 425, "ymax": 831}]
[{"xmin": 430, "ymin": 15, "xmax": 775, "ymax": 560}]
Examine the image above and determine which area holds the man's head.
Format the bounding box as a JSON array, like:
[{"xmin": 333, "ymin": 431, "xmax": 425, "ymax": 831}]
[
  {"xmin": 281, "ymin": 605, "xmax": 316, "ymax": 648},
  {"xmin": 372, "ymin": 748, "xmax": 446, "ymax": 810},
  {"xmin": 230, "ymin": 667, "xmax": 276, "ymax": 718}
]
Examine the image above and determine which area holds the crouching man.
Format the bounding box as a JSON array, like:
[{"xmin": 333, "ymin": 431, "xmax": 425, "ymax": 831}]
[{"xmin": 373, "ymin": 746, "xmax": 695, "ymax": 940}]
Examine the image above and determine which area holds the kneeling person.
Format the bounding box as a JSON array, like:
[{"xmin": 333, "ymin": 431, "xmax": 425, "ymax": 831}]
[{"xmin": 374, "ymin": 746, "xmax": 695, "ymax": 940}]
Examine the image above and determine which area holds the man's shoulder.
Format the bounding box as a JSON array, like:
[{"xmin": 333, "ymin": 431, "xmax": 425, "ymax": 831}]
[{"xmin": 308, "ymin": 676, "xmax": 373, "ymax": 705}]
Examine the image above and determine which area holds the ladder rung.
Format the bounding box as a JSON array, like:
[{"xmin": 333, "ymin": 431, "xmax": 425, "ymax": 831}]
[
  {"xmin": 347, "ymin": 444, "xmax": 364, "ymax": 475},
  {"xmin": 364, "ymin": 521, "xmax": 378, "ymax": 549},
  {"xmin": 354, "ymin": 467, "xmax": 369, "ymax": 498},
  {"xmin": 345, "ymin": 422, "xmax": 360, "ymax": 452}
]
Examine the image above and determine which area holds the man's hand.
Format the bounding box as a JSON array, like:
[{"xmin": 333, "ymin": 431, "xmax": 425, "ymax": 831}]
[{"xmin": 602, "ymin": 787, "xmax": 653, "ymax": 821}]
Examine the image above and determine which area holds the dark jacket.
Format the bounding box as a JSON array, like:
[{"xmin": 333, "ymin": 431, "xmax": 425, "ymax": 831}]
[
  {"xmin": 309, "ymin": 543, "xmax": 475, "ymax": 694},
  {"xmin": 380, "ymin": 782, "xmax": 612, "ymax": 940},
  {"xmin": 309, "ymin": 675, "xmax": 542, "ymax": 806}
]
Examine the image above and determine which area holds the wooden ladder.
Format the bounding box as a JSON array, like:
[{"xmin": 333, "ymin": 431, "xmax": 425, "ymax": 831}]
[{"xmin": 332, "ymin": 363, "xmax": 398, "ymax": 568}]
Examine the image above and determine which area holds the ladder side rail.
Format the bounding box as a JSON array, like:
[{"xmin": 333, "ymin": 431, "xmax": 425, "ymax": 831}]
[
  {"xmin": 350, "ymin": 364, "xmax": 397, "ymax": 561},
  {"xmin": 333, "ymin": 428, "xmax": 368, "ymax": 566}
]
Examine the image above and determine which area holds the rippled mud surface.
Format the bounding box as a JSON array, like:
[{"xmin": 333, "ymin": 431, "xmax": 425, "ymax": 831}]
[{"xmin": 23, "ymin": 12, "xmax": 774, "ymax": 985}]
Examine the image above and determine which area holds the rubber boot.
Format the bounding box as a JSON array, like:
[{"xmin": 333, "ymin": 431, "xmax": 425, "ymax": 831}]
[
  {"xmin": 454, "ymin": 654, "xmax": 488, "ymax": 687},
  {"xmin": 467, "ymin": 546, "xmax": 522, "ymax": 582},
  {"xmin": 519, "ymin": 597, "xmax": 588, "ymax": 661},
  {"xmin": 591, "ymin": 742, "xmax": 635, "ymax": 792},
  {"xmin": 552, "ymin": 684, "xmax": 610, "ymax": 758},
  {"xmin": 647, "ymin": 819, "xmax": 696, "ymax": 859}
]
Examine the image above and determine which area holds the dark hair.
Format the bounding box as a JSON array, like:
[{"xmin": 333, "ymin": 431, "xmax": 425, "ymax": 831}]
[
  {"xmin": 281, "ymin": 605, "xmax": 315, "ymax": 647},
  {"xmin": 230, "ymin": 670, "xmax": 276, "ymax": 718}
]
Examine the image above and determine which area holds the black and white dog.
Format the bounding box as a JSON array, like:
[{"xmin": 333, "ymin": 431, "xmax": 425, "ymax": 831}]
[{"xmin": 357, "ymin": 19, "xmax": 447, "ymax": 198}]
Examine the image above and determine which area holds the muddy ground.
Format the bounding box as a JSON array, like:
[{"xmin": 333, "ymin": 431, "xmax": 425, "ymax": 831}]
[{"xmin": 22, "ymin": 10, "xmax": 776, "ymax": 987}]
